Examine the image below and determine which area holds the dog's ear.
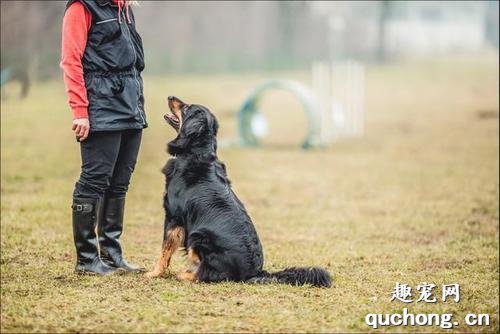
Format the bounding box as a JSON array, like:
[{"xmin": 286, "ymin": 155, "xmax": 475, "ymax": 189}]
[
  {"xmin": 167, "ymin": 112, "xmax": 208, "ymax": 154},
  {"xmin": 186, "ymin": 114, "xmax": 208, "ymax": 138},
  {"xmin": 167, "ymin": 136, "xmax": 189, "ymax": 155}
]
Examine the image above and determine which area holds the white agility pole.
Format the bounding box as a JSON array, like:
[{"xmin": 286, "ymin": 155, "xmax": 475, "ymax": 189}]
[{"xmin": 313, "ymin": 60, "xmax": 365, "ymax": 144}]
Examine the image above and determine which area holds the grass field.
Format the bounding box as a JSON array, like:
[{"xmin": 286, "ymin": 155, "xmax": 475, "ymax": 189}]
[{"xmin": 1, "ymin": 55, "xmax": 499, "ymax": 333}]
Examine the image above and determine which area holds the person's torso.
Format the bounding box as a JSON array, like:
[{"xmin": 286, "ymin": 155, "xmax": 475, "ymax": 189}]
[{"xmin": 67, "ymin": 0, "xmax": 147, "ymax": 131}]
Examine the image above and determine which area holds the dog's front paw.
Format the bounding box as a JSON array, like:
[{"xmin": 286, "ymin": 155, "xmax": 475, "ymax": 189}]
[
  {"xmin": 144, "ymin": 271, "xmax": 162, "ymax": 278},
  {"xmin": 176, "ymin": 271, "xmax": 198, "ymax": 282}
]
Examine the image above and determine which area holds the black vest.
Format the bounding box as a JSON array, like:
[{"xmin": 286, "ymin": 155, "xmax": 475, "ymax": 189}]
[{"xmin": 66, "ymin": 0, "xmax": 147, "ymax": 131}]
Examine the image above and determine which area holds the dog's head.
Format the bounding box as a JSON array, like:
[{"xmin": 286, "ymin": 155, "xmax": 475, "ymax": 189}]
[{"xmin": 165, "ymin": 96, "xmax": 219, "ymax": 156}]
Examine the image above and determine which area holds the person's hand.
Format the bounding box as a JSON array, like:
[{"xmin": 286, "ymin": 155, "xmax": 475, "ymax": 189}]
[{"xmin": 72, "ymin": 118, "xmax": 90, "ymax": 141}]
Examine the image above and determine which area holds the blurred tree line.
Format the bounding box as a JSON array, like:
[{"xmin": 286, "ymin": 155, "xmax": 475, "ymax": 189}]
[
  {"xmin": 1, "ymin": 1, "xmax": 330, "ymax": 81},
  {"xmin": 1, "ymin": 1, "xmax": 62, "ymax": 81},
  {"xmin": 1, "ymin": 1, "xmax": 497, "ymax": 82}
]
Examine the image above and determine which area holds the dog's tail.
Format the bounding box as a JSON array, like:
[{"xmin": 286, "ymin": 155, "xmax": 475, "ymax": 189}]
[{"xmin": 247, "ymin": 267, "xmax": 332, "ymax": 288}]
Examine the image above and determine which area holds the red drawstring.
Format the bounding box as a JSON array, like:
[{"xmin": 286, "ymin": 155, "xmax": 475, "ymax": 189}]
[
  {"xmin": 117, "ymin": 0, "xmax": 122, "ymax": 24},
  {"xmin": 125, "ymin": 3, "xmax": 131, "ymax": 24},
  {"xmin": 116, "ymin": 0, "xmax": 131, "ymax": 24}
]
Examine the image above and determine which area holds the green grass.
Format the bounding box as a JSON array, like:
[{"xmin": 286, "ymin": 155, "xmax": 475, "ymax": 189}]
[{"xmin": 1, "ymin": 55, "xmax": 499, "ymax": 332}]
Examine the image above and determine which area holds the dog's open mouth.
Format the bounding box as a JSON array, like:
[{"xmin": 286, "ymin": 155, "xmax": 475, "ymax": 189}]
[
  {"xmin": 164, "ymin": 112, "xmax": 180, "ymax": 131},
  {"xmin": 164, "ymin": 96, "xmax": 185, "ymax": 132}
]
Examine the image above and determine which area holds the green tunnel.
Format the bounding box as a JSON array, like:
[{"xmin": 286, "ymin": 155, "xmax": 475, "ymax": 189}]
[{"xmin": 237, "ymin": 80, "xmax": 322, "ymax": 149}]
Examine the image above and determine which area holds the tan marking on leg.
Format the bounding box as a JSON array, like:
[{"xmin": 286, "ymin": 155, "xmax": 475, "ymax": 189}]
[
  {"xmin": 187, "ymin": 247, "xmax": 200, "ymax": 265},
  {"xmin": 145, "ymin": 226, "xmax": 185, "ymax": 278},
  {"xmin": 176, "ymin": 247, "xmax": 200, "ymax": 282},
  {"xmin": 176, "ymin": 270, "xmax": 198, "ymax": 282}
]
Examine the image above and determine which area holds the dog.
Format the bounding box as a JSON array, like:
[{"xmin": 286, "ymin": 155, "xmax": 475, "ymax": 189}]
[{"xmin": 145, "ymin": 96, "xmax": 331, "ymax": 288}]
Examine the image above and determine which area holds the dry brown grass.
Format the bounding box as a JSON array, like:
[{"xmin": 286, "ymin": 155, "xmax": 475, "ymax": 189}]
[{"xmin": 1, "ymin": 54, "xmax": 498, "ymax": 332}]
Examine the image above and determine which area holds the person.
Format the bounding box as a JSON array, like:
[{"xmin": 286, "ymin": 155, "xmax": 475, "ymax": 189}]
[{"xmin": 60, "ymin": 0, "xmax": 147, "ymax": 275}]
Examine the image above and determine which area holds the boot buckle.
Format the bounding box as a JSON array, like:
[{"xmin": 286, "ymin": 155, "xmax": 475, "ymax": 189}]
[
  {"xmin": 72, "ymin": 204, "xmax": 84, "ymax": 211},
  {"xmin": 72, "ymin": 203, "xmax": 92, "ymax": 213}
]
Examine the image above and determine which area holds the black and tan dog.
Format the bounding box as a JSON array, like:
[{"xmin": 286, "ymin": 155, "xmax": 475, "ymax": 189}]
[{"xmin": 145, "ymin": 96, "xmax": 331, "ymax": 287}]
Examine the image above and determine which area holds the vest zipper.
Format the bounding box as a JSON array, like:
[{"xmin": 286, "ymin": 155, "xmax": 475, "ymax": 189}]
[{"xmin": 122, "ymin": 10, "xmax": 146, "ymax": 126}]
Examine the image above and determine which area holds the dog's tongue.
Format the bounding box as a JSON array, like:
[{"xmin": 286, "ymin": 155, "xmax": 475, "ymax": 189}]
[{"xmin": 164, "ymin": 113, "xmax": 179, "ymax": 124}]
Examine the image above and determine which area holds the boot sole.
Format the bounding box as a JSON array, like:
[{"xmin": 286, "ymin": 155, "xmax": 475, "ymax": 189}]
[{"xmin": 75, "ymin": 269, "xmax": 123, "ymax": 276}]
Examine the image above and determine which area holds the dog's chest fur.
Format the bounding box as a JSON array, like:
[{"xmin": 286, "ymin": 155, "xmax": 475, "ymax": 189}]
[{"xmin": 162, "ymin": 157, "xmax": 229, "ymax": 223}]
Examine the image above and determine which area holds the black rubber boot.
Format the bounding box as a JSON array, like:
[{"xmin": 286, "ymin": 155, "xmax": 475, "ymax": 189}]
[
  {"xmin": 72, "ymin": 197, "xmax": 120, "ymax": 275},
  {"xmin": 98, "ymin": 196, "xmax": 145, "ymax": 273}
]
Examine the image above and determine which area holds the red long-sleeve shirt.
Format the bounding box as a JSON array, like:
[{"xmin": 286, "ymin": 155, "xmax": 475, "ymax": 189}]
[
  {"xmin": 60, "ymin": 1, "xmax": 92, "ymax": 119},
  {"xmin": 60, "ymin": 0, "xmax": 129, "ymax": 119}
]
